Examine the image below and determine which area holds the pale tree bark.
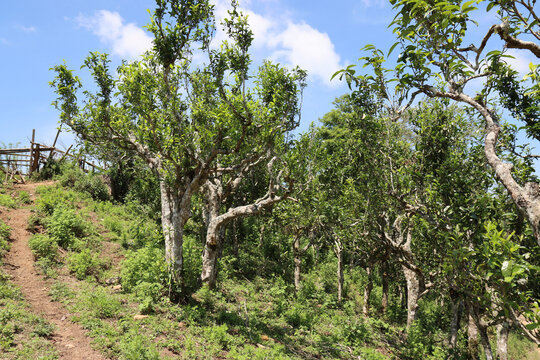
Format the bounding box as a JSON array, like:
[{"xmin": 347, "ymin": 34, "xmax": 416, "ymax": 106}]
[
  {"xmin": 363, "ymin": 266, "xmax": 373, "ymax": 316},
  {"xmin": 380, "ymin": 258, "xmax": 389, "ymax": 315},
  {"xmin": 449, "ymin": 292, "xmax": 462, "ymax": 350},
  {"xmin": 334, "ymin": 237, "xmax": 345, "ymax": 305},
  {"xmin": 382, "ymin": 215, "xmax": 429, "ymax": 328},
  {"xmin": 160, "ymin": 178, "xmax": 190, "ymax": 289},
  {"xmin": 292, "ymin": 234, "xmax": 312, "ymax": 292},
  {"xmin": 496, "ymin": 321, "xmax": 510, "ymax": 360},
  {"xmin": 468, "ymin": 307, "xmax": 481, "ymax": 360},
  {"xmin": 470, "ymin": 307, "xmax": 495, "ymax": 360},
  {"xmin": 403, "ymin": 265, "xmax": 421, "ymax": 327},
  {"xmin": 294, "ymin": 236, "xmax": 302, "ymax": 291}
]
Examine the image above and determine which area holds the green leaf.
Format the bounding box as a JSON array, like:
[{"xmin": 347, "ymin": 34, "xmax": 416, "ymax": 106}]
[{"xmin": 388, "ymin": 41, "xmax": 400, "ymax": 56}]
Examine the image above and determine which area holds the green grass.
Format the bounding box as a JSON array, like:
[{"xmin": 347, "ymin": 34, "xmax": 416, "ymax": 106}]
[
  {"xmin": 0, "ymin": 232, "xmax": 58, "ymax": 359},
  {"xmin": 0, "ymin": 193, "xmax": 18, "ymax": 208},
  {"xmin": 27, "ymin": 179, "xmax": 540, "ymax": 360}
]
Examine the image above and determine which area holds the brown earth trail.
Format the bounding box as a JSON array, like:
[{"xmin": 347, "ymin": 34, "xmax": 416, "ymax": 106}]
[{"xmin": 1, "ymin": 182, "xmax": 105, "ymax": 360}]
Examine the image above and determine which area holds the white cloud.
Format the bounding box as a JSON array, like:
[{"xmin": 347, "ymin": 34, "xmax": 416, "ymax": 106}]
[
  {"xmin": 19, "ymin": 25, "xmax": 37, "ymax": 33},
  {"xmin": 77, "ymin": 3, "xmax": 343, "ymax": 86},
  {"xmin": 267, "ymin": 22, "xmax": 342, "ymax": 87},
  {"xmin": 0, "ymin": 37, "xmax": 9, "ymax": 45},
  {"xmin": 504, "ymin": 49, "xmax": 536, "ymax": 76},
  {"xmin": 211, "ymin": 0, "xmax": 343, "ymax": 87},
  {"xmin": 359, "ymin": 0, "xmax": 387, "ymax": 7},
  {"xmin": 76, "ymin": 10, "xmax": 153, "ymax": 59}
]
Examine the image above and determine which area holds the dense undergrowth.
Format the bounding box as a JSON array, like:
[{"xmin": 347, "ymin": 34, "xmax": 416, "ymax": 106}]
[{"xmin": 0, "ymin": 166, "xmax": 538, "ymax": 359}]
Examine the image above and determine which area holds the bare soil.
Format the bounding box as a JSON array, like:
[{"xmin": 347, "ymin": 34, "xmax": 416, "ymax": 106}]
[{"xmin": 1, "ymin": 182, "xmax": 105, "ymax": 360}]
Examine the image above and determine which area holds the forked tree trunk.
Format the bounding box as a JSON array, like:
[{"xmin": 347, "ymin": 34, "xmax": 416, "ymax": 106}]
[
  {"xmin": 470, "ymin": 308, "xmax": 494, "ymax": 360},
  {"xmin": 335, "ymin": 240, "xmax": 344, "ymax": 304},
  {"xmin": 201, "ymin": 181, "xmax": 222, "ymax": 289},
  {"xmin": 496, "ymin": 322, "xmax": 509, "ymax": 360},
  {"xmin": 403, "ymin": 265, "xmax": 421, "ymax": 327},
  {"xmin": 363, "ymin": 267, "xmax": 373, "ymax": 316},
  {"xmin": 479, "ymin": 324, "xmax": 494, "ymax": 360},
  {"xmin": 449, "ymin": 296, "xmax": 462, "ymax": 350},
  {"xmin": 200, "ymin": 177, "xmax": 289, "ymax": 289},
  {"xmin": 380, "ymin": 260, "xmax": 389, "ymax": 315},
  {"xmin": 468, "ymin": 307, "xmax": 480, "ymax": 360},
  {"xmin": 293, "ymin": 234, "xmax": 302, "ymax": 292},
  {"xmin": 160, "ymin": 179, "xmax": 188, "ymax": 290}
]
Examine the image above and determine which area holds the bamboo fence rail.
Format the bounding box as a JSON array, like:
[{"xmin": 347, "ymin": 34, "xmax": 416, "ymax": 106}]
[{"xmin": 0, "ymin": 129, "xmax": 102, "ymax": 182}]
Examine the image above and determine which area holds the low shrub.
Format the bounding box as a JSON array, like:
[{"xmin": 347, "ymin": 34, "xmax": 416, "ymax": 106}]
[
  {"xmin": 133, "ymin": 281, "xmax": 163, "ymax": 314},
  {"xmin": 46, "ymin": 207, "xmax": 91, "ymax": 249},
  {"xmin": 60, "ymin": 165, "xmax": 110, "ymax": 201},
  {"xmin": 26, "ymin": 212, "xmax": 44, "ymax": 233},
  {"xmin": 0, "ymin": 221, "xmax": 10, "ymax": 257},
  {"xmin": 28, "ymin": 234, "xmax": 58, "ymax": 261},
  {"xmin": 0, "ymin": 193, "xmax": 17, "ymax": 208},
  {"xmin": 18, "ymin": 191, "xmax": 31, "ymax": 204},
  {"xmin": 118, "ymin": 333, "xmax": 160, "ymax": 360},
  {"xmin": 30, "ymin": 317, "xmax": 56, "ymax": 338},
  {"xmin": 33, "ymin": 158, "xmax": 64, "ymax": 180},
  {"xmin": 121, "ymin": 245, "xmax": 167, "ymax": 295},
  {"xmin": 74, "ymin": 175, "xmax": 110, "ymax": 202},
  {"xmin": 35, "ymin": 186, "xmax": 78, "ymax": 216},
  {"xmin": 284, "ymin": 302, "xmax": 314, "ymax": 329},
  {"xmin": 67, "ymin": 249, "xmax": 104, "ymax": 280},
  {"xmin": 78, "ymin": 287, "xmax": 122, "ymax": 319}
]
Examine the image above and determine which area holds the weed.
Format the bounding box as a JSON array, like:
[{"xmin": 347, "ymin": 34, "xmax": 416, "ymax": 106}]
[
  {"xmin": 0, "ymin": 220, "xmax": 10, "ymax": 257},
  {"xmin": 358, "ymin": 347, "xmax": 390, "ymax": 360},
  {"xmin": 18, "ymin": 191, "xmax": 32, "ymax": 204},
  {"xmin": 67, "ymin": 249, "xmax": 104, "ymax": 280},
  {"xmin": 34, "ymin": 185, "xmax": 78, "ymax": 216},
  {"xmin": 284, "ymin": 302, "xmax": 314, "ymax": 329},
  {"xmin": 31, "ymin": 317, "xmax": 56, "ymax": 338},
  {"xmin": 49, "ymin": 282, "xmax": 74, "ymax": 301},
  {"xmin": 35, "ymin": 258, "xmax": 59, "ymax": 278},
  {"xmin": 89, "ymin": 288, "xmax": 122, "ymax": 319},
  {"xmin": 118, "ymin": 333, "xmax": 160, "ymax": 360},
  {"xmin": 121, "ymin": 245, "xmax": 167, "ymax": 295},
  {"xmin": 28, "ymin": 234, "xmax": 58, "ymax": 261},
  {"xmin": 74, "ymin": 175, "xmax": 110, "ymax": 202},
  {"xmin": 0, "ymin": 193, "xmax": 17, "ymax": 208},
  {"xmin": 60, "ymin": 166, "xmax": 110, "ymax": 201},
  {"xmin": 203, "ymin": 323, "xmax": 234, "ymax": 349},
  {"xmin": 47, "ymin": 206, "xmax": 91, "ymax": 249},
  {"xmin": 27, "ymin": 212, "xmax": 43, "ymax": 233}
]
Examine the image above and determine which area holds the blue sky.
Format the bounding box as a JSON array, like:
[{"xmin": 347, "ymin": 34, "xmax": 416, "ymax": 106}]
[
  {"xmin": 0, "ymin": 0, "xmax": 537, "ymax": 154},
  {"xmin": 0, "ymin": 0, "xmax": 398, "ymax": 149}
]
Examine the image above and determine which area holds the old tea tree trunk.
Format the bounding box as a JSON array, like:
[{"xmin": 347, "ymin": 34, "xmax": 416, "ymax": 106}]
[
  {"xmin": 160, "ymin": 177, "xmax": 200, "ymax": 287},
  {"xmin": 200, "ymin": 158, "xmax": 294, "ymax": 288}
]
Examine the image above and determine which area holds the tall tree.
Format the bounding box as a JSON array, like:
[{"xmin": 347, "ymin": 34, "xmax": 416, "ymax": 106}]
[
  {"xmin": 337, "ymin": 0, "xmax": 540, "ymax": 245},
  {"xmin": 50, "ymin": 0, "xmax": 305, "ymax": 293}
]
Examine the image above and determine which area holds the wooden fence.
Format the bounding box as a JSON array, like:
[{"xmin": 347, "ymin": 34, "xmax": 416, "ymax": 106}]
[{"xmin": 0, "ymin": 129, "xmax": 102, "ymax": 183}]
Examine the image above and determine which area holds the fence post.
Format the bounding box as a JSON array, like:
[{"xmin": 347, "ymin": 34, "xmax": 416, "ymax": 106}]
[
  {"xmin": 31, "ymin": 144, "xmax": 40, "ymax": 174},
  {"xmin": 47, "ymin": 128, "xmax": 61, "ymax": 162},
  {"xmin": 29, "ymin": 129, "xmax": 35, "ymax": 175}
]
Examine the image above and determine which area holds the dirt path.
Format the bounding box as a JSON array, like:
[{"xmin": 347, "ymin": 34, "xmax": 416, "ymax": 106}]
[{"xmin": 1, "ymin": 182, "xmax": 105, "ymax": 360}]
